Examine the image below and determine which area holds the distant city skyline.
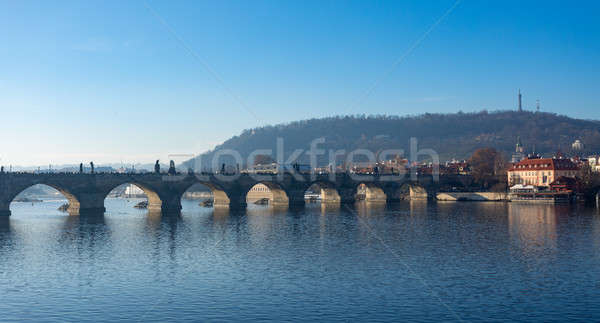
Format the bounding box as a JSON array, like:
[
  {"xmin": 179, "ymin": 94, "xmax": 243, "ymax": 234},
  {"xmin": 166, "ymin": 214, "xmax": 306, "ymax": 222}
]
[{"xmin": 1, "ymin": 1, "xmax": 599, "ymax": 166}]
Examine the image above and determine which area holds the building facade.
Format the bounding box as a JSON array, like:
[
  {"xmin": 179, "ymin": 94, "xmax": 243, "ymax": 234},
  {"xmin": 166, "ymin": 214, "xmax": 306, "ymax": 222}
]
[
  {"xmin": 507, "ymin": 157, "xmax": 579, "ymax": 187},
  {"xmin": 589, "ymin": 156, "xmax": 600, "ymax": 172}
]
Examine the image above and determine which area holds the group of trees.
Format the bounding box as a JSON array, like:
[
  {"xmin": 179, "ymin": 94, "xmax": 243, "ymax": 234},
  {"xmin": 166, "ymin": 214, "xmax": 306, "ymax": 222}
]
[
  {"xmin": 579, "ymin": 164, "xmax": 600, "ymax": 198},
  {"xmin": 468, "ymin": 148, "xmax": 507, "ymax": 191}
]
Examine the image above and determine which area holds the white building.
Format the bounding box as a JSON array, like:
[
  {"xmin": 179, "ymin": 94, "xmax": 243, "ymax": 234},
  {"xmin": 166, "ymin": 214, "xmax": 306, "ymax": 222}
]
[
  {"xmin": 125, "ymin": 184, "xmax": 145, "ymax": 197},
  {"xmin": 507, "ymin": 157, "xmax": 580, "ymax": 187},
  {"xmin": 572, "ymin": 139, "xmax": 584, "ymax": 151},
  {"xmin": 589, "ymin": 156, "xmax": 600, "ymax": 172}
]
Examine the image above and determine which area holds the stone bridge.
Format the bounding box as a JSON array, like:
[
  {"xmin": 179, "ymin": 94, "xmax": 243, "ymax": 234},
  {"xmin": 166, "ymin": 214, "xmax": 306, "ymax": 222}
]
[{"xmin": 0, "ymin": 172, "xmax": 471, "ymax": 216}]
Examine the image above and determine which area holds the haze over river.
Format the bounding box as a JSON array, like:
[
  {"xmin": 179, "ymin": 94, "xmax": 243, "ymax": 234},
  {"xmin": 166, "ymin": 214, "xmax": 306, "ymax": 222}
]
[{"xmin": 2, "ymin": 199, "xmax": 600, "ymax": 322}]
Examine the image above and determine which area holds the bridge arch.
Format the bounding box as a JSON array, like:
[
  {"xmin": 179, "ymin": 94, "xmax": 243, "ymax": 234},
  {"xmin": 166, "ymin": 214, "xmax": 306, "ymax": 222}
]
[
  {"xmin": 181, "ymin": 182, "xmax": 231, "ymax": 208},
  {"xmin": 355, "ymin": 183, "xmax": 387, "ymax": 203},
  {"xmin": 246, "ymin": 182, "xmax": 289, "ymax": 206},
  {"xmin": 305, "ymin": 181, "xmax": 341, "ymax": 204},
  {"xmin": 7, "ymin": 183, "xmax": 81, "ymax": 215},
  {"xmin": 388, "ymin": 183, "xmax": 429, "ymax": 201},
  {"xmin": 103, "ymin": 182, "xmax": 163, "ymax": 212}
]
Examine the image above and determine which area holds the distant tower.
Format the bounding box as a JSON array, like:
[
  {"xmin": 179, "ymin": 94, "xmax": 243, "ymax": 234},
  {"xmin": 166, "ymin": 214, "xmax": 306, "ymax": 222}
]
[
  {"xmin": 516, "ymin": 136, "xmax": 524, "ymax": 153},
  {"xmin": 518, "ymin": 89, "xmax": 522, "ymax": 112},
  {"xmin": 512, "ymin": 136, "xmax": 525, "ymax": 163}
]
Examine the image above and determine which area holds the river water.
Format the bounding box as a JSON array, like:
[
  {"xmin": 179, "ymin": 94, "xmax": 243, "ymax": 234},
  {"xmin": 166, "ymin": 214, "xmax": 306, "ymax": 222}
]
[{"xmin": 1, "ymin": 199, "xmax": 600, "ymax": 322}]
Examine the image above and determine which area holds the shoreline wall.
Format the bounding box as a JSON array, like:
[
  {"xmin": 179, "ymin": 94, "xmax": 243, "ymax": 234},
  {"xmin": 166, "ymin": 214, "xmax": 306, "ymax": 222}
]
[{"xmin": 436, "ymin": 192, "xmax": 508, "ymax": 201}]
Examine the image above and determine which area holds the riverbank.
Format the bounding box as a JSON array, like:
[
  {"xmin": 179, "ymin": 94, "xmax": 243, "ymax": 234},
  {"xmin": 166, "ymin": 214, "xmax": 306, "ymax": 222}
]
[{"xmin": 436, "ymin": 192, "xmax": 508, "ymax": 201}]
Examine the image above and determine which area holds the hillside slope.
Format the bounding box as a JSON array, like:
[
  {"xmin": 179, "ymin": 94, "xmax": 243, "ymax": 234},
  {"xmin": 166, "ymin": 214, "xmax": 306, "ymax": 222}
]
[{"xmin": 184, "ymin": 111, "xmax": 600, "ymax": 169}]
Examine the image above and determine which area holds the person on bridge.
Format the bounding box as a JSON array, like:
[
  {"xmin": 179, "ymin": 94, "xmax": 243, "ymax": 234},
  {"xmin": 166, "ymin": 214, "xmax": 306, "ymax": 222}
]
[
  {"xmin": 90, "ymin": 162, "xmax": 94, "ymax": 174},
  {"xmin": 168, "ymin": 160, "xmax": 176, "ymax": 175},
  {"xmin": 79, "ymin": 163, "xmax": 83, "ymax": 173},
  {"xmin": 155, "ymin": 160, "xmax": 160, "ymax": 174}
]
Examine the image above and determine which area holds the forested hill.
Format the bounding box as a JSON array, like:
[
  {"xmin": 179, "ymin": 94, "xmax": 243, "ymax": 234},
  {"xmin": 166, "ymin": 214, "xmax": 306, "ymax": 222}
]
[{"xmin": 184, "ymin": 111, "xmax": 600, "ymax": 169}]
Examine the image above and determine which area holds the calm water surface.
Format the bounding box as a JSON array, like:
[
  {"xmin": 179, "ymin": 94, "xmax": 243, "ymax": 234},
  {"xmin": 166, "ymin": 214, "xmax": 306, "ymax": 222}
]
[{"xmin": 1, "ymin": 199, "xmax": 600, "ymax": 322}]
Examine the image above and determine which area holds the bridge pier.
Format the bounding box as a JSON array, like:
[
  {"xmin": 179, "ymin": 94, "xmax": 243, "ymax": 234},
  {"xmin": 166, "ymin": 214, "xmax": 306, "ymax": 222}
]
[
  {"xmin": 286, "ymin": 189, "xmax": 306, "ymax": 208},
  {"xmin": 0, "ymin": 199, "xmax": 9, "ymax": 216},
  {"xmin": 69, "ymin": 192, "xmax": 106, "ymax": 216},
  {"xmin": 157, "ymin": 192, "xmax": 183, "ymax": 215},
  {"xmin": 0, "ymin": 208, "xmax": 10, "ymax": 217},
  {"xmin": 338, "ymin": 188, "xmax": 356, "ymax": 204},
  {"xmin": 225, "ymin": 190, "xmax": 247, "ymax": 210}
]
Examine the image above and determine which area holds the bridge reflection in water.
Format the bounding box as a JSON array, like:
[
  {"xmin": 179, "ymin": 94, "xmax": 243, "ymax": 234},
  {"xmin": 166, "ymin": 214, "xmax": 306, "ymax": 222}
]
[{"xmin": 2, "ymin": 199, "xmax": 598, "ymax": 261}]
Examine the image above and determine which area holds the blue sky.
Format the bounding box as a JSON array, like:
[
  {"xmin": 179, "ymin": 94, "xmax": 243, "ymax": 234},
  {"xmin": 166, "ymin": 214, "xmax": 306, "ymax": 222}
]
[{"xmin": 1, "ymin": 0, "xmax": 599, "ymax": 166}]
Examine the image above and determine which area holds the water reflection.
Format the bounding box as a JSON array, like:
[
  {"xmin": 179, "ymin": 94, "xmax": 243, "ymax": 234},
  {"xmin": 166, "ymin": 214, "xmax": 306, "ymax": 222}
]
[
  {"xmin": 408, "ymin": 199, "xmax": 429, "ymax": 216},
  {"xmin": 212, "ymin": 207, "xmax": 231, "ymax": 223},
  {"xmin": 4, "ymin": 200, "xmax": 600, "ymax": 321},
  {"xmin": 354, "ymin": 201, "xmax": 387, "ymax": 216},
  {"xmin": 60, "ymin": 214, "xmax": 109, "ymax": 242},
  {"xmin": 0, "ymin": 217, "xmax": 14, "ymax": 252},
  {"xmin": 245, "ymin": 205, "xmax": 287, "ymax": 246},
  {"xmin": 305, "ymin": 201, "xmax": 341, "ymax": 215},
  {"xmin": 246, "ymin": 204, "xmax": 289, "ymax": 217},
  {"xmin": 508, "ymin": 203, "xmax": 560, "ymax": 252}
]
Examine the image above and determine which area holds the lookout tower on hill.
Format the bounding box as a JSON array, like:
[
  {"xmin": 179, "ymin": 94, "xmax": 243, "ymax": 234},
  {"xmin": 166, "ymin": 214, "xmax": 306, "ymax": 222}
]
[{"xmin": 518, "ymin": 89, "xmax": 523, "ymax": 112}]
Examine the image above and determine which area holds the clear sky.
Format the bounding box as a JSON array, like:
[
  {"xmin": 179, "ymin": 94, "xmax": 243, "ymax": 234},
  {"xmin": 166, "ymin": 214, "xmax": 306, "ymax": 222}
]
[{"xmin": 1, "ymin": 0, "xmax": 599, "ymax": 166}]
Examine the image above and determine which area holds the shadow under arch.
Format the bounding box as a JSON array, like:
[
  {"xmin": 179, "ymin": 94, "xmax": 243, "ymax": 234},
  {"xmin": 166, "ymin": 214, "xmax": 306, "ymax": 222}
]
[
  {"xmin": 8, "ymin": 183, "xmax": 81, "ymax": 215},
  {"xmin": 355, "ymin": 182, "xmax": 387, "ymax": 203},
  {"xmin": 246, "ymin": 182, "xmax": 289, "ymax": 206},
  {"xmin": 389, "ymin": 182, "xmax": 429, "ymax": 201},
  {"xmin": 305, "ymin": 181, "xmax": 341, "ymax": 204}
]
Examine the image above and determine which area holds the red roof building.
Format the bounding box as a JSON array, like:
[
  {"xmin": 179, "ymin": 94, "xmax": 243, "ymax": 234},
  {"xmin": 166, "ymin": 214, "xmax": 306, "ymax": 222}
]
[{"xmin": 507, "ymin": 157, "xmax": 579, "ymax": 187}]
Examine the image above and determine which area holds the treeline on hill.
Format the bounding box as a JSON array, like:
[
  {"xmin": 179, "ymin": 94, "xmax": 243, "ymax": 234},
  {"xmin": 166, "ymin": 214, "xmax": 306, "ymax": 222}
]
[{"xmin": 183, "ymin": 111, "xmax": 600, "ymax": 170}]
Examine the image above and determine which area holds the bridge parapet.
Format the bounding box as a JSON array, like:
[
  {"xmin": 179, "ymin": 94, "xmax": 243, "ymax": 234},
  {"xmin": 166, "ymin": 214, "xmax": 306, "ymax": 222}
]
[{"xmin": 0, "ymin": 172, "xmax": 468, "ymax": 216}]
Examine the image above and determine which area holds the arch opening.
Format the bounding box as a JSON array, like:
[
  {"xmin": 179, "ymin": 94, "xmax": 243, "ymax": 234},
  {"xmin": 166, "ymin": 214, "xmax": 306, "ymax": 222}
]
[
  {"xmin": 390, "ymin": 183, "xmax": 428, "ymax": 201},
  {"xmin": 356, "ymin": 183, "xmax": 387, "ymax": 203},
  {"xmin": 9, "ymin": 184, "xmax": 80, "ymax": 215},
  {"xmin": 304, "ymin": 182, "xmax": 340, "ymax": 204},
  {"xmin": 104, "ymin": 183, "xmax": 161, "ymax": 213},
  {"xmin": 246, "ymin": 183, "xmax": 288, "ymax": 206},
  {"xmin": 181, "ymin": 182, "xmax": 230, "ymax": 210}
]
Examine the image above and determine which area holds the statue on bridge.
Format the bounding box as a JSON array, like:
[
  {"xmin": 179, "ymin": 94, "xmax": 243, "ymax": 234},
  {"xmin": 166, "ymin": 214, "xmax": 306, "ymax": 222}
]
[
  {"xmin": 0, "ymin": 166, "xmax": 4, "ymax": 174},
  {"xmin": 155, "ymin": 160, "xmax": 160, "ymax": 174},
  {"xmin": 79, "ymin": 163, "xmax": 83, "ymax": 173},
  {"xmin": 90, "ymin": 162, "xmax": 94, "ymax": 174},
  {"xmin": 168, "ymin": 160, "xmax": 176, "ymax": 175}
]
